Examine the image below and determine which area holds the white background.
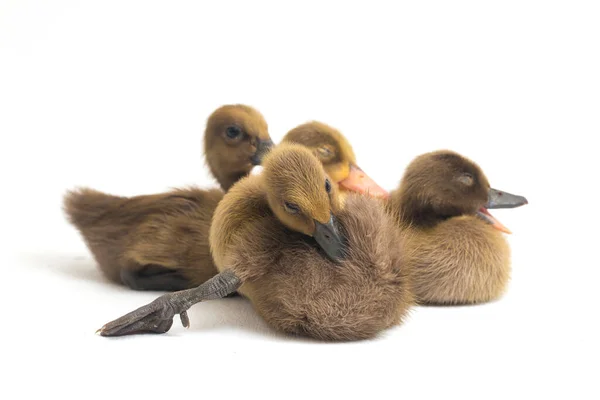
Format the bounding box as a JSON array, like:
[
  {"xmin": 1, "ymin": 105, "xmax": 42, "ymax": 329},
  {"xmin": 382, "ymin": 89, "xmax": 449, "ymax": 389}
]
[{"xmin": 1, "ymin": 1, "xmax": 598, "ymax": 399}]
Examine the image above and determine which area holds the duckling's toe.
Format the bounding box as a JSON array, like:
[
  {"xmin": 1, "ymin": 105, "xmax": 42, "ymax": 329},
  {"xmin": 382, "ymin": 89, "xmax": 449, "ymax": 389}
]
[{"xmin": 97, "ymin": 294, "xmax": 180, "ymax": 337}]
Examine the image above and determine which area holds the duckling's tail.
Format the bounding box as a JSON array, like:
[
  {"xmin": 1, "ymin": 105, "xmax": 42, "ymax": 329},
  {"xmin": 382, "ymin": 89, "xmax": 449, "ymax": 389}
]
[
  {"xmin": 63, "ymin": 187, "xmax": 125, "ymax": 228},
  {"xmin": 63, "ymin": 187, "xmax": 134, "ymax": 282}
]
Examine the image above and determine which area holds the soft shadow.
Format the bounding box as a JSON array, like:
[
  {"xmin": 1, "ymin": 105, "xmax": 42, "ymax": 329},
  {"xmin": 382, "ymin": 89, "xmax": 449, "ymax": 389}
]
[
  {"xmin": 417, "ymin": 297, "xmax": 502, "ymax": 308},
  {"xmin": 182, "ymin": 298, "xmax": 286, "ymax": 340},
  {"xmin": 178, "ymin": 298, "xmax": 328, "ymax": 343},
  {"xmin": 19, "ymin": 251, "xmax": 122, "ymax": 288},
  {"xmin": 186, "ymin": 299, "xmax": 382, "ymax": 344}
]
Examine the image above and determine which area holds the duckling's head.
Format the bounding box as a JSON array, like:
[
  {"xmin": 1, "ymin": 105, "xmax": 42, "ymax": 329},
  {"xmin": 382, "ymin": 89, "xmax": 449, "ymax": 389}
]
[
  {"xmin": 395, "ymin": 150, "xmax": 528, "ymax": 233},
  {"xmin": 204, "ymin": 104, "xmax": 274, "ymax": 191},
  {"xmin": 282, "ymin": 122, "xmax": 388, "ymax": 199},
  {"xmin": 261, "ymin": 143, "xmax": 345, "ymax": 261}
]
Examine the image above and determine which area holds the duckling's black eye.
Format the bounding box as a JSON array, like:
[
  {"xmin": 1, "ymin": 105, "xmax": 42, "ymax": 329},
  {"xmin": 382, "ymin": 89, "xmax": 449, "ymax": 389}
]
[
  {"xmin": 283, "ymin": 202, "xmax": 300, "ymax": 214},
  {"xmin": 225, "ymin": 126, "xmax": 242, "ymax": 139},
  {"xmin": 325, "ymin": 179, "xmax": 332, "ymax": 193}
]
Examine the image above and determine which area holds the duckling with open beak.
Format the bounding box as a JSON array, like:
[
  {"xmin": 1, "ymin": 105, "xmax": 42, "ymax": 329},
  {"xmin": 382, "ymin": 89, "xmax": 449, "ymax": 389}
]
[{"xmin": 389, "ymin": 150, "xmax": 528, "ymax": 305}]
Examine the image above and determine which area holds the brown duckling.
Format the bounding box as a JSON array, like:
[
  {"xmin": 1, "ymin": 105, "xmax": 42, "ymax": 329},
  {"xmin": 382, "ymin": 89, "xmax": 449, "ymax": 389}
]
[
  {"xmin": 97, "ymin": 143, "xmax": 412, "ymax": 341},
  {"xmin": 389, "ymin": 150, "xmax": 528, "ymax": 305},
  {"xmin": 64, "ymin": 104, "xmax": 273, "ymax": 291},
  {"xmin": 282, "ymin": 121, "xmax": 389, "ymax": 199}
]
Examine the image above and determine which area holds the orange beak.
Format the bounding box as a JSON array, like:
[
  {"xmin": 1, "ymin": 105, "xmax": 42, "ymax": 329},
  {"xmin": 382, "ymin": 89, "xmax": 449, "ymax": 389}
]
[{"xmin": 338, "ymin": 164, "xmax": 389, "ymax": 199}]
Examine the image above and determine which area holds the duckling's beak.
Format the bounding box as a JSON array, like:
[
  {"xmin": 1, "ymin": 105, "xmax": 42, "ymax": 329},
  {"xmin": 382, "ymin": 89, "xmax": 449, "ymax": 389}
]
[
  {"xmin": 251, "ymin": 139, "xmax": 274, "ymax": 165},
  {"xmin": 313, "ymin": 214, "xmax": 345, "ymax": 261},
  {"xmin": 338, "ymin": 164, "xmax": 389, "ymax": 199},
  {"xmin": 485, "ymin": 188, "xmax": 528, "ymax": 209},
  {"xmin": 477, "ymin": 188, "xmax": 528, "ymax": 234}
]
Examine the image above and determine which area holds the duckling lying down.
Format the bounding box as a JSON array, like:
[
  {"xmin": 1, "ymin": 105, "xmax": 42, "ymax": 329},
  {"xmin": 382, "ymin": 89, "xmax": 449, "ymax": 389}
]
[
  {"xmin": 64, "ymin": 104, "xmax": 273, "ymax": 291},
  {"xmin": 98, "ymin": 144, "xmax": 412, "ymax": 341},
  {"xmin": 389, "ymin": 150, "xmax": 528, "ymax": 304}
]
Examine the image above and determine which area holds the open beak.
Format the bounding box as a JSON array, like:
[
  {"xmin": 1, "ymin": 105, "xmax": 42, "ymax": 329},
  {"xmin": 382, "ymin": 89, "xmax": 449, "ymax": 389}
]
[
  {"xmin": 338, "ymin": 164, "xmax": 389, "ymax": 199},
  {"xmin": 476, "ymin": 188, "xmax": 528, "ymax": 234},
  {"xmin": 250, "ymin": 138, "xmax": 274, "ymax": 165},
  {"xmin": 313, "ymin": 213, "xmax": 345, "ymax": 262}
]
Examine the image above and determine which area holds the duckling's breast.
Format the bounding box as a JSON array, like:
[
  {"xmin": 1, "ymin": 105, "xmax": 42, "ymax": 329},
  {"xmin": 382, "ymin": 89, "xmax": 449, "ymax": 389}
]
[{"xmin": 406, "ymin": 215, "xmax": 511, "ymax": 305}]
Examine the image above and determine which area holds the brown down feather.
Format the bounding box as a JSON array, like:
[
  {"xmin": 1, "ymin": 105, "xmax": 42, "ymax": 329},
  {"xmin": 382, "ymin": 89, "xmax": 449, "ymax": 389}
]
[
  {"xmin": 388, "ymin": 150, "xmax": 512, "ymax": 305},
  {"xmin": 209, "ymin": 143, "xmax": 413, "ymax": 340}
]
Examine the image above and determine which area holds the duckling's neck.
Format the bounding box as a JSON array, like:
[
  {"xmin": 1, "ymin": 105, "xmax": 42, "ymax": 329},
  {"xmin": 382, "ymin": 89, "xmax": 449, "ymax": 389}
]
[
  {"xmin": 204, "ymin": 148, "xmax": 253, "ymax": 192},
  {"xmin": 390, "ymin": 189, "xmax": 447, "ymax": 230},
  {"xmin": 209, "ymin": 176, "xmax": 270, "ymax": 269},
  {"xmin": 215, "ymin": 170, "xmax": 251, "ymax": 192}
]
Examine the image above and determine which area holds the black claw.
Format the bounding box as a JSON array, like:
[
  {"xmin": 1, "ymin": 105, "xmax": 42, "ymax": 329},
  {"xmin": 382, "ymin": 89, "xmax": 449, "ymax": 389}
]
[{"xmin": 180, "ymin": 311, "xmax": 190, "ymax": 328}]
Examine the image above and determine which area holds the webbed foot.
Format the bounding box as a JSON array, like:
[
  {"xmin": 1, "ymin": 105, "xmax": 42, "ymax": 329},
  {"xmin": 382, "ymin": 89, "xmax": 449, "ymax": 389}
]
[{"xmin": 97, "ymin": 293, "xmax": 190, "ymax": 336}]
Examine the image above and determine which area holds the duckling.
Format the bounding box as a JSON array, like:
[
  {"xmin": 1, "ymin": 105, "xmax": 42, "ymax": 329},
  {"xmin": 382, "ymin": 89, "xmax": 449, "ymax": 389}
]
[
  {"xmin": 282, "ymin": 121, "xmax": 389, "ymax": 199},
  {"xmin": 388, "ymin": 150, "xmax": 528, "ymax": 305},
  {"xmin": 64, "ymin": 104, "xmax": 273, "ymax": 291},
  {"xmin": 97, "ymin": 143, "xmax": 412, "ymax": 341}
]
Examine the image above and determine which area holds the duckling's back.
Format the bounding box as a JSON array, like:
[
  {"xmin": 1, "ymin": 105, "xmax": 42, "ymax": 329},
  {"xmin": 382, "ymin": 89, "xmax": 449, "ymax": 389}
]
[{"xmin": 64, "ymin": 187, "xmax": 223, "ymax": 284}]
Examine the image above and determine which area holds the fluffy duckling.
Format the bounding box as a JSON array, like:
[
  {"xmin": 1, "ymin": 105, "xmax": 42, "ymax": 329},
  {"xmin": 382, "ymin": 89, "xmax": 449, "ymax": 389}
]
[
  {"xmin": 389, "ymin": 150, "xmax": 528, "ymax": 305},
  {"xmin": 282, "ymin": 121, "xmax": 388, "ymax": 199},
  {"xmin": 64, "ymin": 104, "xmax": 273, "ymax": 291},
  {"xmin": 97, "ymin": 143, "xmax": 412, "ymax": 341}
]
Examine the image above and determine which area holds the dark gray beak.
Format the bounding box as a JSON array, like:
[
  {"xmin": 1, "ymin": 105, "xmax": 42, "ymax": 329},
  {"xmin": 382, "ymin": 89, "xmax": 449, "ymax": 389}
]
[
  {"xmin": 313, "ymin": 213, "xmax": 345, "ymax": 262},
  {"xmin": 250, "ymin": 139, "xmax": 274, "ymax": 165},
  {"xmin": 485, "ymin": 188, "xmax": 529, "ymax": 209}
]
